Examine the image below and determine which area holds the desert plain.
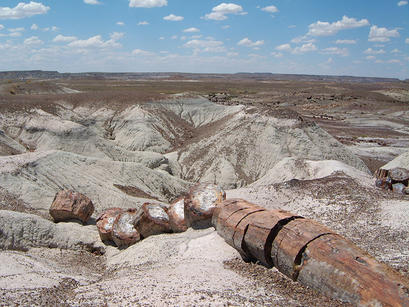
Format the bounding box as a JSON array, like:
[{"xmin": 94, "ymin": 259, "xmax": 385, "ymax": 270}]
[{"xmin": 0, "ymin": 72, "xmax": 408, "ymax": 306}]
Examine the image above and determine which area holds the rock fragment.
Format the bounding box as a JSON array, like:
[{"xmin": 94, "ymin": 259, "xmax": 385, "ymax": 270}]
[
  {"xmin": 134, "ymin": 203, "xmax": 171, "ymax": 238},
  {"xmin": 392, "ymin": 183, "xmax": 406, "ymax": 194},
  {"xmin": 184, "ymin": 183, "xmax": 226, "ymax": 229},
  {"xmin": 389, "ymin": 167, "xmax": 409, "ymax": 183},
  {"xmin": 112, "ymin": 209, "xmax": 141, "ymax": 248},
  {"xmin": 96, "ymin": 208, "xmax": 124, "ymax": 242},
  {"xmin": 49, "ymin": 190, "xmax": 94, "ymax": 223},
  {"xmin": 168, "ymin": 198, "xmax": 188, "ymax": 233}
]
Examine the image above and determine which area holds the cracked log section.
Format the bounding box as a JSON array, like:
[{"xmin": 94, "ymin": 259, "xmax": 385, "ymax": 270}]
[{"xmin": 213, "ymin": 199, "xmax": 409, "ymax": 307}]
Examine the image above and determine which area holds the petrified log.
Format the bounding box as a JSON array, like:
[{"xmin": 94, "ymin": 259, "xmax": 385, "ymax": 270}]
[
  {"xmin": 134, "ymin": 203, "xmax": 171, "ymax": 238},
  {"xmin": 270, "ymin": 218, "xmax": 334, "ymax": 280},
  {"xmin": 296, "ymin": 234, "xmax": 409, "ymax": 307},
  {"xmin": 240, "ymin": 210, "xmax": 301, "ymax": 268},
  {"xmin": 214, "ymin": 200, "xmax": 265, "ymax": 248},
  {"xmin": 184, "ymin": 183, "xmax": 226, "ymax": 229},
  {"xmin": 375, "ymin": 168, "xmax": 389, "ymax": 179},
  {"xmin": 112, "ymin": 209, "xmax": 141, "ymax": 248},
  {"xmin": 96, "ymin": 208, "xmax": 124, "ymax": 241},
  {"xmin": 167, "ymin": 198, "xmax": 187, "ymax": 233},
  {"xmin": 214, "ymin": 198, "xmax": 409, "ymax": 306},
  {"xmin": 49, "ymin": 190, "xmax": 94, "ymax": 223}
]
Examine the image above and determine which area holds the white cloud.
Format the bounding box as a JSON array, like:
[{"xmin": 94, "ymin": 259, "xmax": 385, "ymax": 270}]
[
  {"xmin": 31, "ymin": 23, "xmax": 38, "ymax": 30},
  {"xmin": 288, "ymin": 25, "xmax": 296, "ymax": 29},
  {"xmin": 335, "ymin": 39, "xmax": 356, "ymax": 44},
  {"xmin": 138, "ymin": 21, "xmax": 149, "ymax": 25},
  {"xmin": 184, "ymin": 27, "xmax": 200, "ymax": 33},
  {"xmin": 307, "ymin": 16, "xmax": 369, "ymax": 36},
  {"xmin": 388, "ymin": 59, "xmax": 401, "ymax": 63},
  {"xmin": 204, "ymin": 3, "xmax": 247, "ymax": 21},
  {"xmin": 0, "ymin": 27, "xmax": 24, "ymax": 37},
  {"xmin": 132, "ymin": 49, "xmax": 154, "ymax": 56},
  {"xmin": 391, "ymin": 48, "xmax": 400, "ymax": 53},
  {"xmin": 171, "ymin": 35, "xmax": 178, "ymax": 40},
  {"xmin": 261, "ymin": 5, "xmax": 278, "ymax": 13},
  {"xmin": 9, "ymin": 27, "xmax": 25, "ymax": 33},
  {"xmin": 292, "ymin": 43, "xmax": 317, "ymax": 54},
  {"xmin": 129, "ymin": 0, "xmax": 167, "ymax": 8},
  {"xmin": 0, "ymin": 1, "xmax": 50, "ymax": 20},
  {"xmin": 368, "ymin": 26, "xmax": 399, "ymax": 42},
  {"xmin": 406, "ymin": 38, "xmax": 409, "ymax": 44},
  {"xmin": 110, "ymin": 32, "xmax": 124, "ymax": 40},
  {"xmin": 117, "ymin": 21, "xmax": 125, "ymax": 26},
  {"xmin": 275, "ymin": 43, "xmax": 292, "ymax": 52},
  {"xmin": 237, "ymin": 37, "xmax": 264, "ymax": 48},
  {"xmin": 271, "ymin": 52, "xmax": 283, "ymax": 58},
  {"xmin": 222, "ymin": 25, "xmax": 230, "ymax": 30},
  {"xmin": 363, "ymin": 48, "xmax": 385, "ymax": 55},
  {"xmin": 68, "ymin": 34, "xmax": 122, "ymax": 49},
  {"xmin": 366, "ymin": 55, "xmax": 376, "ymax": 60},
  {"xmin": 291, "ymin": 36, "xmax": 315, "ymax": 44},
  {"xmin": 184, "ymin": 38, "xmax": 226, "ymax": 53},
  {"xmin": 321, "ymin": 47, "xmax": 349, "ymax": 56},
  {"xmin": 398, "ymin": 1, "xmax": 408, "ymax": 6},
  {"xmin": 0, "ymin": 24, "xmax": 4, "ymax": 30},
  {"xmin": 84, "ymin": 0, "xmax": 101, "ymax": 4},
  {"xmin": 24, "ymin": 36, "xmax": 43, "ymax": 46},
  {"xmin": 53, "ymin": 34, "xmax": 77, "ymax": 42},
  {"xmin": 163, "ymin": 14, "xmax": 183, "ymax": 21}
]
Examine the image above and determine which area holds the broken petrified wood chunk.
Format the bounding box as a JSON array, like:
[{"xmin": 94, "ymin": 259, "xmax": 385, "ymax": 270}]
[
  {"xmin": 375, "ymin": 168, "xmax": 389, "ymax": 179},
  {"xmin": 184, "ymin": 183, "xmax": 226, "ymax": 229},
  {"xmin": 389, "ymin": 167, "xmax": 409, "ymax": 183},
  {"xmin": 96, "ymin": 208, "xmax": 124, "ymax": 242},
  {"xmin": 112, "ymin": 209, "xmax": 141, "ymax": 248},
  {"xmin": 49, "ymin": 190, "xmax": 94, "ymax": 223},
  {"xmin": 134, "ymin": 203, "xmax": 171, "ymax": 238},
  {"xmin": 296, "ymin": 234, "xmax": 409, "ymax": 307},
  {"xmin": 168, "ymin": 198, "xmax": 188, "ymax": 233},
  {"xmin": 392, "ymin": 183, "xmax": 406, "ymax": 194},
  {"xmin": 270, "ymin": 218, "xmax": 334, "ymax": 280},
  {"xmin": 375, "ymin": 178, "xmax": 392, "ymax": 190}
]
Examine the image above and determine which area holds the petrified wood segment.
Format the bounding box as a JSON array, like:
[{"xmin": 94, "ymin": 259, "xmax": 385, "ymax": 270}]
[
  {"xmin": 112, "ymin": 209, "xmax": 141, "ymax": 248},
  {"xmin": 240, "ymin": 210, "xmax": 300, "ymax": 268},
  {"xmin": 168, "ymin": 198, "xmax": 188, "ymax": 233},
  {"xmin": 271, "ymin": 218, "xmax": 334, "ymax": 280},
  {"xmin": 297, "ymin": 234, "xmax": 409, "ymax": 307},
  {"xmin": 96, "ymin": 207, "xmax": 124, "ymax": 242},
  {"xmin": 134, "ymin": 203, "xmax": 171, "ymax": 238},
  {"xmin": 49, "ymin": 190, "xmax": 94, "ymax": 223},
  {"xmin": 184, "ymin": 183, "xmax": 226, "ymax": 229}
]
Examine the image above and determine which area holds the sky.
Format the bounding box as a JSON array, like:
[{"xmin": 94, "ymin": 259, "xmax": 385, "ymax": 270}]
[{"xmin": 0, "ymin": 1, "xmax": 408, "ymax": 79}]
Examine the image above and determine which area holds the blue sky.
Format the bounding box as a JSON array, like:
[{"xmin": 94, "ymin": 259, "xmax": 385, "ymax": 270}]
[{"xmin": 0, "ymin": 1, "xmax": 408, "ymax": 78}]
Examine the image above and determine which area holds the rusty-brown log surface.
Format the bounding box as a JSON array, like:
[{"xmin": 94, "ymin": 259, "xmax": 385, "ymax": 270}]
[{"xmin": 213, "ymin": 199, "xmax": 409, "ymax": 307}]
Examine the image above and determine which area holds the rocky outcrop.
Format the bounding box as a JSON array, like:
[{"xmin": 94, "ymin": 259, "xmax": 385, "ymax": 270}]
[
  {"xmin": 49, "ymin": 190, "xmax": 94, "ymax": 223},
  {"xmin": 0, "ymin": 210, "xmax": 104, "ymax": 253},
  {"xmin": 184, "ymin": 183, "xmax": 226, "ymax": 229}
]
